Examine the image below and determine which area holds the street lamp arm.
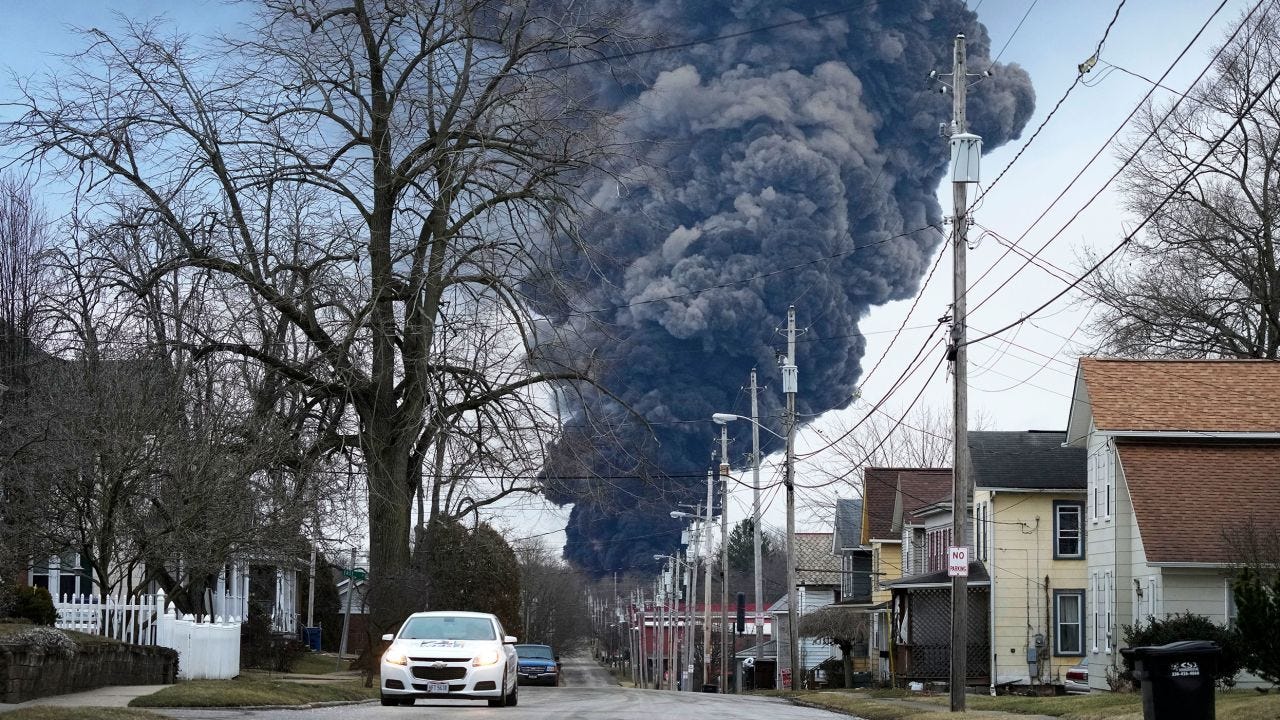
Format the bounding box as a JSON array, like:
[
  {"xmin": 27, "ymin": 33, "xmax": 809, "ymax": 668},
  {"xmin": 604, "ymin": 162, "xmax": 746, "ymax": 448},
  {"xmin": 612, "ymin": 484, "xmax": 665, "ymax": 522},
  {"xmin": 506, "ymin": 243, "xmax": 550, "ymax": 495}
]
[{"xmin": 711, "ymin": 412, "xmax": 786, "ymax": 441}]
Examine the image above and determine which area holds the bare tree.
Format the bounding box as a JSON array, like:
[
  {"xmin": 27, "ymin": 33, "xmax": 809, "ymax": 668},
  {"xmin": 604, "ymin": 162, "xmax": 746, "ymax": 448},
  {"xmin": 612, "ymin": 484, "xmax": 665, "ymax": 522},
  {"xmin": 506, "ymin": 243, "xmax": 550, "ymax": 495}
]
[
  {"xmin": 796, "ymin": 604, "xmax": 868, "ymax": 687},
  {"xmin": 516, "ymin": 541, "xmax": 590, "ymax": 652},
  {"xmin": 803, "ymin": 404, "xmax": 972, "ymax": 522},
  {"xmin": 0, "ymin": 175, "xmax": 52, "ymax": 604},
  {"xmin": 1082, "ymin": 6, "xmax": 1280, "ymax": 358},
  {"xmin": 10, "ymin": 1, "xmax": 628, "ymax": 629}
]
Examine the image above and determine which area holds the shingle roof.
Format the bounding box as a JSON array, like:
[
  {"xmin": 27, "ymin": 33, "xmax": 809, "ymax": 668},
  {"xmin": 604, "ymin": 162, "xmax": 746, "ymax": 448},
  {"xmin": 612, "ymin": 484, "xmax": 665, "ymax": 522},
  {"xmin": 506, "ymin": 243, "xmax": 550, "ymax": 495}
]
[
  {"xmin": 795, "ymin": 532, "xmax": 840, "ymax": 586},
  {"xmin": 1079, "ymin": 358, "xmax": 1280, "ymax": 432},
  {"xmin": 968, "ymin": 430, "xmax": 1086, "ymax": 490},
  {"xmin": 862, "ymin": 467, "xmax": 951, "ymax": 542},
  {"xmin": 834, "ymin": 498, "xmax": 863, "ymax": 550},
  {"xmin": 896, "ymin": 470, "xmax": 955, "ymax": 528},
  {"xmin": 1118, "ymin": 441, "xmax": 1280, "ymax": 564}
]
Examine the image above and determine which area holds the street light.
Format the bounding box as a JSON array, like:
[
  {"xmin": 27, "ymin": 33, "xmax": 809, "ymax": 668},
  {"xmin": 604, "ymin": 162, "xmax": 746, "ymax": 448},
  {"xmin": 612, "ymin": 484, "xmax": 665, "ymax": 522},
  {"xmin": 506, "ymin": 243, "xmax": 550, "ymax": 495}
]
[{"xmin": 713, "ymin": 405, "xmax": 798, "ymax": 691}]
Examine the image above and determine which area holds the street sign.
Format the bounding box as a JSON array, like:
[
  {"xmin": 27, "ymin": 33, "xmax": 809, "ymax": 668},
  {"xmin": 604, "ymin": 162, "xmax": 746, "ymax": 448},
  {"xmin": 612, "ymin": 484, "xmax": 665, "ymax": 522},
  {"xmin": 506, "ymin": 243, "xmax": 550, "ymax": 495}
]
[
  {"xmin": 341, "ymin": 567, "xmax": 368, "ymax": 581},
  {"xmin": 947, "ymin": 547, "xmax": 969, "ymax": 577}
]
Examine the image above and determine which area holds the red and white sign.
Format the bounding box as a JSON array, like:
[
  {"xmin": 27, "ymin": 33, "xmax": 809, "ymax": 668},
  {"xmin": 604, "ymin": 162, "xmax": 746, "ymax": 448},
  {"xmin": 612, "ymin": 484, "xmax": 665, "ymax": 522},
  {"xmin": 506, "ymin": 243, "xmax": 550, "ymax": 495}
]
[{"xmin": 947, "ymin": 546, "xmax": 969, "ymax": 577}]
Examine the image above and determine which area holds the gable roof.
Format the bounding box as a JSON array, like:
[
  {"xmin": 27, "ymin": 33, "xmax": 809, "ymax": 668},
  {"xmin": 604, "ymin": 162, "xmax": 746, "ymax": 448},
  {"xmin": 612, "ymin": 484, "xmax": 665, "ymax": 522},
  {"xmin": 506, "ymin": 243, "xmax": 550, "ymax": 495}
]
[
  {"xmin": 795, "ymin": 532, "xmax": 840, "ymax": 586},
  {"xmin": 1075, "ymin": 358, "xmax": 1280, "ymax": 434},
  {"xmin": 894, "ymin": 470, "xmax": 955, "ymax": 530},
  {"xmin": 968, "ymin": 430, "xmax": 1085, "ymax": 490},
  {"xmin": 861, "ymin": 467, "xmax": 951, "ymax": 543},
  {"xmin": 1118, "ymin": 440, "xmax": 1280, "ymax": 565},
  {"xmin": 833, "ymin": 498, "xmax": 863, "ymax": 550}
]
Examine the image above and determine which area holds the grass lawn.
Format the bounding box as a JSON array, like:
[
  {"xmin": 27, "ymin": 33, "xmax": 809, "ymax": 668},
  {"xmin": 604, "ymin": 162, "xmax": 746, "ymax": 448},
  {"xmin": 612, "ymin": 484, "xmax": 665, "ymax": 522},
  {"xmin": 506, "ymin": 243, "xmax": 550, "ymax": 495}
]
[
  {"xmin": 0, "ymin": 623, "xmax": 119, "ymax": 646},
  {"xmin": 127, "ymin": 677, "xmax": 378, "ymax": 707},
  {"xmin": 779, "ymin": 687, "xmax": 1280, "ymax": 720},
  {"xmin": 278, "ymin": 651, "xmax": 349, "ymax": 676},
  {"xmin": 0, "ymin": 709, "xmax": 164, "ymax": 720}
]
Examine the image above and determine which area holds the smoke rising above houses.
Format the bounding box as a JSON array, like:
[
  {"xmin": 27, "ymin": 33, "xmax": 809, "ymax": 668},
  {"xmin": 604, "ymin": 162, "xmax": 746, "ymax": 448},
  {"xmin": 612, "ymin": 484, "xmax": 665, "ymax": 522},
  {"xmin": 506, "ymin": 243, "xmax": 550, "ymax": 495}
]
[{"xmin": 538, "ymin": 0, "xmax": 1035, "ymax": 575}]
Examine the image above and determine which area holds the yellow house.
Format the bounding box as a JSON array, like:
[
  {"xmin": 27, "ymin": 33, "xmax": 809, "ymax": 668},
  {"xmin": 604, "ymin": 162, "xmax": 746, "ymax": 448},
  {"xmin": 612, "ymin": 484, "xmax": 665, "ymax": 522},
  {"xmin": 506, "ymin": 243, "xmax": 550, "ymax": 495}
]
[
  {"xmin": 861, "ymin": 467, "xmax": 951, "ymax": 682},
  {"xmin": 969, "ymin": 430, "xmax": 1086, "ymax": 690}
]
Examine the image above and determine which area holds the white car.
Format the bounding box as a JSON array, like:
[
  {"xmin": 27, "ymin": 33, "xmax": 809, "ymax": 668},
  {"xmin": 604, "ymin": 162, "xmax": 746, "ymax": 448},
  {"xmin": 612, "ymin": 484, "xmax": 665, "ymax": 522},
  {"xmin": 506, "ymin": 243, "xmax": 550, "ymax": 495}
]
[{"xmin": 379, "ymin": 611, "xmax": 519, "ymax": 707}]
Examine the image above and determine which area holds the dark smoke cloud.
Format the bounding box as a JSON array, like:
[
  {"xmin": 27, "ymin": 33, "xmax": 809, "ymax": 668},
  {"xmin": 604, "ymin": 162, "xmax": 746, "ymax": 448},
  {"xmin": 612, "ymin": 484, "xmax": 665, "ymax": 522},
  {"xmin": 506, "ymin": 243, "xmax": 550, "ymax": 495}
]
[{"xmin": 539, "ymin": 0, "xmax": 1034, "ymax": 575}]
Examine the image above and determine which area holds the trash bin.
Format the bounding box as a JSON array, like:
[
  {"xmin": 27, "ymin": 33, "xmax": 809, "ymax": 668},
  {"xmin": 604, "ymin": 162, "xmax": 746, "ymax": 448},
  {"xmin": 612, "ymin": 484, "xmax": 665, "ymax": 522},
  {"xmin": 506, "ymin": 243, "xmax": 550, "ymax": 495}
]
[
  {"xmin": 701, "ymin": 683, "xmax": 717, "ymax": 692},
  {"xmin": 303, "ymin": 626, "xmax": 322, "ymax": 651},
  {"xmin": 1120, "ymin": 640, "xmax": 1220, "ymax": 720}
]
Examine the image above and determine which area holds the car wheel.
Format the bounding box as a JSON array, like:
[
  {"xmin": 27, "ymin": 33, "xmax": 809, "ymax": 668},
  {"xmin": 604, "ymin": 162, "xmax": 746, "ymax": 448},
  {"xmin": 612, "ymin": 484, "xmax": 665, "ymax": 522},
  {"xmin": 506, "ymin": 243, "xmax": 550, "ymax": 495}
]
[
  {"xmin": 488, "ymin": 669, "xmax": 510, "ymax": 707},
  {"xmin": 507, "ymin": 679, "xmax": 519, "ymax": 707},
  {"xmin": 380, "ymin": 695, "xmax": 398, "ymax": 707},
  {"xmin": 400, "ymin": 698, "xmax": 416, "ymax": 706}
]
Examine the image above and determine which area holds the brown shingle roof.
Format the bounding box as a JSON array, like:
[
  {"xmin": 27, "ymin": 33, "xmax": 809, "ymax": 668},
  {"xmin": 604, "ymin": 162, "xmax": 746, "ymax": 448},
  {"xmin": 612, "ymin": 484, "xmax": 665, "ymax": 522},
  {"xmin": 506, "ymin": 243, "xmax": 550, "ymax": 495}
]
[
  {"xmin": 1118, "ymin": 441, "xmax": 1280, "ymax": 564},
  {"xmin": 861, "ymin": 467, "xmax": 951, "ymax": 542},
  {"xmin": 795, "ymin": 532, "xmax": 840, "ymax": 586},
  {"xmin": 1080, "ymin": 358, "xmax": 1280, "ymax": 432}
]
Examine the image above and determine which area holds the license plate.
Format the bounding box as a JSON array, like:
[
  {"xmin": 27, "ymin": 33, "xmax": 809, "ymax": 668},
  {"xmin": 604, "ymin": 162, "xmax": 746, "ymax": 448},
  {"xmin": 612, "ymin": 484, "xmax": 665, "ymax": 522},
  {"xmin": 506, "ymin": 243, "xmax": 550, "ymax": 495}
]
[{"xmin": 427, "ymin": 681, "xmax": 449, "ymax": 694}]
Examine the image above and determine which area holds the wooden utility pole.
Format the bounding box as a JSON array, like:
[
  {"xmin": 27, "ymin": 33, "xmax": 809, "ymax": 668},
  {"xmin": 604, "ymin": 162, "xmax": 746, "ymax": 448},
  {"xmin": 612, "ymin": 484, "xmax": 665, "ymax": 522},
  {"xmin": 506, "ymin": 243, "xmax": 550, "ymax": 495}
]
[
  {"xmin": 782, "ymin": 306, "xmax": 800, "ymax": 691},
  {"xmin": 947, "ymin": 32, "xmax": 980, "ymax": 713}
]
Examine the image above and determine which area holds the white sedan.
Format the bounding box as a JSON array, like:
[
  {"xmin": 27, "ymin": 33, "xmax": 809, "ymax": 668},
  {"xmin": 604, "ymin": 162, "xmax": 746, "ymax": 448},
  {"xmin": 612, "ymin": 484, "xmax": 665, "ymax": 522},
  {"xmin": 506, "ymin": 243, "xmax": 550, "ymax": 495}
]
[{"xmin": 380, "ymin": 610, "xmax": 520, "ymax": 707}]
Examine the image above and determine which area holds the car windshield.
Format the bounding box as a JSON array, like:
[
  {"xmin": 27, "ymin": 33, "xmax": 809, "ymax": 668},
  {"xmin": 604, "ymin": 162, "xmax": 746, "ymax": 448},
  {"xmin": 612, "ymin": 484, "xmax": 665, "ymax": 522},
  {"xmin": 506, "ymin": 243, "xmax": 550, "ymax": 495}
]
[
  {"xmin": 399, "ymin": 616, "xmax": 496, "ymax": 641},
  {"xmin": 516, "ymin": 645, "xmax": 554, "ymax": 659}
]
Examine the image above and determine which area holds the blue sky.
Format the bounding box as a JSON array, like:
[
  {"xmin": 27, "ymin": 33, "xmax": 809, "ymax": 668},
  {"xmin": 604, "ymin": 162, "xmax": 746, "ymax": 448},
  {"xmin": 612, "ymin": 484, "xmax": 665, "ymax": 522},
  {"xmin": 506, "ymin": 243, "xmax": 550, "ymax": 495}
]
[{"xmin": 0, "ymin": 1, "xmax": 1256, "ymax": 541}]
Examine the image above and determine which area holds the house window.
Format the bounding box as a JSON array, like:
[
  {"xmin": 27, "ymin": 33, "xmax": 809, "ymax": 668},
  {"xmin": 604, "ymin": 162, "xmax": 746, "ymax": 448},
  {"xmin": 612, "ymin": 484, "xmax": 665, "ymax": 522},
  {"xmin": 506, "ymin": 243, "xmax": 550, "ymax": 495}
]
[
  {"xmin": 1091, "ymin": 573, "xmax": 1100, "ymax": 653},
  {"xmin": 1226, "ymin": 579, "xmax": 1238, "ymax": 629},
  {"xmin": 1104, "ymin": 571, "xmax": 1114, "ymax": 653},
  {"xmin": 1105, "ymin": 446, "xmax": 1115, "ymax": 518},
  {"xmin": 1054, "ymin": 590, "xmax": 1085, "ymax": 655},
  {"xmin": 926, "ymin": 527, "xmax": 951, "ymax": 573},
  {"xmin": 975, "ymin": 503, "xmax": 987, "ymax": 562},
  {"xmin": 1054, "ymin": 501, "xmax": 1084, "ymax": 559},
  {"xmin": 30, "ymin": 553, "xmax": 90, "ymax": 599}
]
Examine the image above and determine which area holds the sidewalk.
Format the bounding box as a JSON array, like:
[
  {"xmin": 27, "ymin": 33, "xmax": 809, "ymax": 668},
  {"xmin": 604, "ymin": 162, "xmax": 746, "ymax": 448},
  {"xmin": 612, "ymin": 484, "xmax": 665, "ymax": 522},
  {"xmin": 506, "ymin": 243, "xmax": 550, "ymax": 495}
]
[{"xmin": 0, "ymin": 684, "xmax": 171, "ymax": 712}]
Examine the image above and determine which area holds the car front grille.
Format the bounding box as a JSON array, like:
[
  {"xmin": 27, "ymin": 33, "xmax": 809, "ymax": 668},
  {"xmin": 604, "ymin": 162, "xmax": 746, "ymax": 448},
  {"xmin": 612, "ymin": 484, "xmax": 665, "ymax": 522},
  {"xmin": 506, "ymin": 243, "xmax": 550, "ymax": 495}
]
[{"xmin": 411, "ymin": 666, "xmax": 467, "ymax": 681}]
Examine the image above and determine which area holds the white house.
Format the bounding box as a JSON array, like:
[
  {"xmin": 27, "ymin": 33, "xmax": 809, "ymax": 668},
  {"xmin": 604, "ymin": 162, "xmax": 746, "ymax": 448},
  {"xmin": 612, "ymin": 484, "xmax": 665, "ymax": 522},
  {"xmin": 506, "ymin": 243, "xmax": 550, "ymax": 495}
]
[{"xmin": 1065, "ymin": 357, "xmax": 1280, "ymax": 690}]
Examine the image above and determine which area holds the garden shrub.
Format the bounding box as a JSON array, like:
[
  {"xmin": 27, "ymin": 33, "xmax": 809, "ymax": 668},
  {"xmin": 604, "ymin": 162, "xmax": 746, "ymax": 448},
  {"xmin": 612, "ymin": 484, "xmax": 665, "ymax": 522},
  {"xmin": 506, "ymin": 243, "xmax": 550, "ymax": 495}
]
[{"xmin": 1120, "ymin": 612, "xmax": 1241, "ymax": 688}]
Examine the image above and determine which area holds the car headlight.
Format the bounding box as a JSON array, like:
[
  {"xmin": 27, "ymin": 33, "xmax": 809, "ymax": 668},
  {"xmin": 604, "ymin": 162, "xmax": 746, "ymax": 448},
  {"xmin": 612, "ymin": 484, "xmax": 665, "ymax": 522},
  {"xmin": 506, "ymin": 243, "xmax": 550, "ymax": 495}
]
[
  {"xmin": 383, "ymin": 649, "xmax": 408, "ymax": 666},
  {"xmin": 472, "ymin": 650, "xmax": 502, "ymax": 667}
]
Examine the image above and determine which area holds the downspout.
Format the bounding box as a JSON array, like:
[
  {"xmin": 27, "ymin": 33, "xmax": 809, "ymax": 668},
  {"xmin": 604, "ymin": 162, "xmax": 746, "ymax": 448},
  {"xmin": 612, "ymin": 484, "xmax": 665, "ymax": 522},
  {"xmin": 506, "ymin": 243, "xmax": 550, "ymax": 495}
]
[{"xmin": 988, "ymin": 491, "xmax": 997, "ymax": 696}]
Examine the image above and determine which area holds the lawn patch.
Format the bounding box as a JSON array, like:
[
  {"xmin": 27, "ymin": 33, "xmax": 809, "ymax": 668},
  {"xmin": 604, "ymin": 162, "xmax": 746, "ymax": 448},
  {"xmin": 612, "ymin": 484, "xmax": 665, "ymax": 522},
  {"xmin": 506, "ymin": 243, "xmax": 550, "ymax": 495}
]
[{"xmin": 128, "ymin": 677, "xmax": 377, "ymax": 707}]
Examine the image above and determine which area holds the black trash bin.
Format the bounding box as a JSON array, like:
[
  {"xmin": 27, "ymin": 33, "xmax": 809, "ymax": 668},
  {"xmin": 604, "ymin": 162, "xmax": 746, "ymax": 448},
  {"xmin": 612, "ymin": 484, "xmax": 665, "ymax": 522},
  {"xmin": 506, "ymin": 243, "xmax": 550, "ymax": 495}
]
[{"xmin": 1120, "ymin": 640, "xmax": 1220, "ymax": 720}]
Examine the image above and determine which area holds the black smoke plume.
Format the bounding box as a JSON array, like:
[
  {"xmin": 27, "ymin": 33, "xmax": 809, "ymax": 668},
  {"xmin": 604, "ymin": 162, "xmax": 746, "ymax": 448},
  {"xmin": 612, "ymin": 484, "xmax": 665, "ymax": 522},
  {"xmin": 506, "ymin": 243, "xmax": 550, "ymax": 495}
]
[{"xmin": 538, "ymin": 1, "xmax": 1035, "ymax": 576}]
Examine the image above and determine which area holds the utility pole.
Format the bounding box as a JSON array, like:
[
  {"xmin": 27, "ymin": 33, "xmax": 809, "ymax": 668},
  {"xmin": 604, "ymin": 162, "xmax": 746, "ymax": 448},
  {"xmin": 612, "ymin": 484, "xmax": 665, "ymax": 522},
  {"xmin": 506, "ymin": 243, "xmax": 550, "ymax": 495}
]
[
  {"xmin": 782, "ymin": 306, "xmax": 800, "ymax": 691},
  {"xmin": 946, "ymin": 32, "xmax": 981, "ymax": 713},
  {"xmin": 703, "ymin": 470, "xmax": 715, "ymax": 690},
  {"xmin": 750, "ymin": 369, "xmax": 764, "ymax": 675},
  {"xmin": 336, "ymin": 547, "xmax": 357, "ymax": 672},
  {"xmin": 686, "ymin": 510, "xmax": 700, "ymax": 692},
  {"xmin": 719, "ymin": 434, "xmax": 730, "ymax": 692}
]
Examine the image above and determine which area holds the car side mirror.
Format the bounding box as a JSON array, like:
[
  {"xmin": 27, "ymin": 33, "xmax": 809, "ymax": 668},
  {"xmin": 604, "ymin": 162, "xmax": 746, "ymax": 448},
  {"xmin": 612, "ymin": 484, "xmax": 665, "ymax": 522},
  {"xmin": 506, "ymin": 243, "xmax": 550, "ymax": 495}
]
[
  {"xmin": 382, "ymin": 633, "xmax": 394, "ymax": 642},
  {"xmin": 504, "ymin": 635, "xmax": 518, "ymax": 644}
]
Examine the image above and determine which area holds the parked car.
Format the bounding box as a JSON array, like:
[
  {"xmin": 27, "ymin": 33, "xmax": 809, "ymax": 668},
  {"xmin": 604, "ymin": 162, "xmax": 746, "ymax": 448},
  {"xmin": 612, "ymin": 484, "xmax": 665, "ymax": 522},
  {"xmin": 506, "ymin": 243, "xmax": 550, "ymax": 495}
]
[
  {"xmin": 515, "ymin": 643, "xmax": 560, "ymax": 686},
  {"xmin": 1064, "ymin": 656, "xmax": 1089, "ymax": 693},
  {"xmin": 379, "ymin": 611, "xmax": 519, "ymax": 707}
]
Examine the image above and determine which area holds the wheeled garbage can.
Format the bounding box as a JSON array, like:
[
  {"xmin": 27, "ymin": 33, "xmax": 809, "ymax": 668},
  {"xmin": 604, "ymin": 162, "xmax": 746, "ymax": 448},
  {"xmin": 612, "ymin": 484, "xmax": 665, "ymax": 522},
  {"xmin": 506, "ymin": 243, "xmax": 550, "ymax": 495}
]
[{"xmin": 1120, "ymin": 640, "xmax": 1220, "ymax": 720}]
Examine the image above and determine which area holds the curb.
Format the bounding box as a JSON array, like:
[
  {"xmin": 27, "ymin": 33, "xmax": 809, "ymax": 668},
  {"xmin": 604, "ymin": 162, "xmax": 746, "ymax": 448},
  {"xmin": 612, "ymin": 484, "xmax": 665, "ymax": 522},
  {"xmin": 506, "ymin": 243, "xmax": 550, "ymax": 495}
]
[{"xmin": 133, "ymin": 699, "xmax": 378, "ymax": 711}]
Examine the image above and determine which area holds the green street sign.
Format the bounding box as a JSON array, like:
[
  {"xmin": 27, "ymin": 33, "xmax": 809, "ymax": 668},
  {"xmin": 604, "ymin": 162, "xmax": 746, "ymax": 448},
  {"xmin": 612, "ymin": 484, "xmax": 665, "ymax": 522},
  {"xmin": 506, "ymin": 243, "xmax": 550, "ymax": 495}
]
[{"xmin": 342, "ymin": 567, "xmax": 368, "ymax": 581}]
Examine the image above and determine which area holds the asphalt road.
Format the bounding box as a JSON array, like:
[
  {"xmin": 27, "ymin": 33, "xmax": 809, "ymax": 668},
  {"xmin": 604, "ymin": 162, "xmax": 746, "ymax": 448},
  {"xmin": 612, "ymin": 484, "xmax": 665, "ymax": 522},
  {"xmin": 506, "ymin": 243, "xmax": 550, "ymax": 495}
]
[{"xmin": 157, "ymin": 657, "xmax": 854, "ymax": 720}]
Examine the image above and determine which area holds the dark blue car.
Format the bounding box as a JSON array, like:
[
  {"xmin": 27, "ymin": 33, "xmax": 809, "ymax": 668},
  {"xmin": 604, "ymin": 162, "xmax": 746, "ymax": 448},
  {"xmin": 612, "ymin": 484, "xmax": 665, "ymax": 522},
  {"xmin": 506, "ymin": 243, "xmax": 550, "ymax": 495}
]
[{"xmin": 515, "ymin": 644, "xmax": 559, "ymax": 686}]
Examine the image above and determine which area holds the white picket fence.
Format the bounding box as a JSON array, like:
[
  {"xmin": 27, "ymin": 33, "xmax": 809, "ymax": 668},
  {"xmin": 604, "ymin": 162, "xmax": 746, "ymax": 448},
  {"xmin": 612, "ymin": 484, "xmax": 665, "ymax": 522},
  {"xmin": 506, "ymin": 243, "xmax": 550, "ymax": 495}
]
[{"xmin": 55, "ymin": 589, "xmax": 241, "ymax": 680}]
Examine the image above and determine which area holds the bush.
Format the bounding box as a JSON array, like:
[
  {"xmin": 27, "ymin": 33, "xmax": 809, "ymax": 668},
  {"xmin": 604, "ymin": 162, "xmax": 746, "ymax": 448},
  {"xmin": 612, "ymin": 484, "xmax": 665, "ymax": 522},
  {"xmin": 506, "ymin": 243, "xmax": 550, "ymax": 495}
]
[
  {"xmin": 240, "ymin": 611, "xmax": 307, "ymax": 672},
  {"xmin": 7, "ymin": 586, "xmax": 58, "ymax": 626},
  {"xmin": 1120, "ymin": 612, "xmax": 1242, "ymax": 688},
  {"xmin": 4, "ymin": 626, "xmax": 78, "ymax": 657}
]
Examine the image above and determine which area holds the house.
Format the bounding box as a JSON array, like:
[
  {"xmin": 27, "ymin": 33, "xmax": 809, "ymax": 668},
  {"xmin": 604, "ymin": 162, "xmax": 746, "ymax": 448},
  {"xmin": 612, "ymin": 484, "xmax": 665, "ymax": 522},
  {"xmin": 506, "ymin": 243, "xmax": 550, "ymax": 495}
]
[
  {"xmin": 969, "ymin": 430, "xmax": 1087, "ymax": 689},
  {"xmin": 882, "ymin": 476, "xmax": 989, "ymax": 688},
  {"xmin": 1065, "ymin": 357, "xmax": 1280, "ymax": 691},
  {"xmin": 771, "ymin": 532, "xmax": 841, "ymax": 687},
  {"xmin": 833, "ymin": 498, "xmax": 871, "ymax": 603},
  {"xmin": 860, "ymin": 467, "xmax": 951, "ymax": 682}
]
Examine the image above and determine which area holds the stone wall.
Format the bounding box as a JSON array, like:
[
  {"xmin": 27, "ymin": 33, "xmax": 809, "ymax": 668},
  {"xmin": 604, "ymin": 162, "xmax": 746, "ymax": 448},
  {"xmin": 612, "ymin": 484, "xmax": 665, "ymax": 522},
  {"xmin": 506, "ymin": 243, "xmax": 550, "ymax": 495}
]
[{"xmin": 0, "ymin": 642, "xmax": 177, "ymax": 704}]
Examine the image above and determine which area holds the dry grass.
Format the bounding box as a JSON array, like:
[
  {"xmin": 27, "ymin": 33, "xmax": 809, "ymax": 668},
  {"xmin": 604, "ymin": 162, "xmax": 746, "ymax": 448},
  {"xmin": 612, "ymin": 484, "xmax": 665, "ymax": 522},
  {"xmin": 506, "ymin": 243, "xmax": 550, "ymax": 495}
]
[
  {"xmin": 127, "ymin": 677, "xmax": 378, "ymax": 707},
  {"xmin": 0, "ymin": 622, "xmax": 119, "ymax": 646},
  {"xmin": 0, "ymin": 709, "xmax": 163, "ymax": 720},
  {"xmin": 786, "ymin": 687, "xmax": 1280, "ymax": 720}
]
